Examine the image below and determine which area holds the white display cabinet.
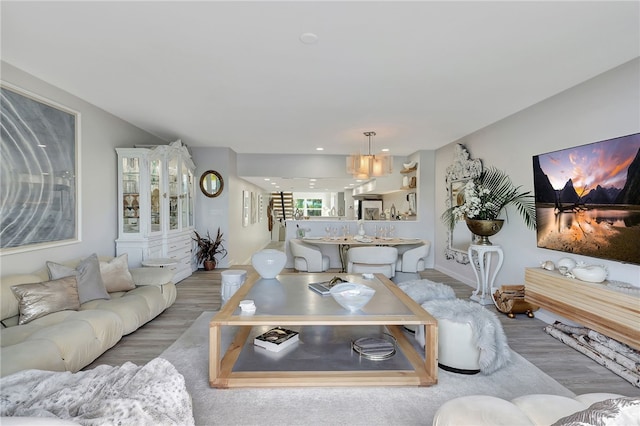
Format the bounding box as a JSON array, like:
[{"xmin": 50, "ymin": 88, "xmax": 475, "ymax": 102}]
[{"xmin": 116, "ymin": 140, "xmax": 196, "ymax": 282}]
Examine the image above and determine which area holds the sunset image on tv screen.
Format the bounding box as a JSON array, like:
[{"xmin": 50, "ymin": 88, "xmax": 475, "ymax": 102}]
[{"xmin": 532, "ymin": 133, "xmax": 640, "ymax": 265}]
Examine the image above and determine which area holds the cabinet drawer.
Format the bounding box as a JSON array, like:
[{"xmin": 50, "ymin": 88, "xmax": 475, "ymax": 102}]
[
  {"xmin": 167, "ymin": 238, "xmax": 191, "ymax": 252},
  {"xmin": 168, "ymin": 245, "xmax": 191, "ymax": 259}
]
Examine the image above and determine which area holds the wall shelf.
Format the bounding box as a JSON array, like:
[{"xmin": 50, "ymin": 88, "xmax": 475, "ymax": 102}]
[{"xmin": 400, "ymin": 164, "xmax": 417, "ymax": 191}]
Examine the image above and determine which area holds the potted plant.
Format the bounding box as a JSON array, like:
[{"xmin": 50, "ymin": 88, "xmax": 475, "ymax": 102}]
[
  {"xmin": 441, "ymin": 167, "xmax": 536, "ymax": 245},
  {"xmin": 193, "ymin": 228, "xmax": 227, "ymax": 270}
]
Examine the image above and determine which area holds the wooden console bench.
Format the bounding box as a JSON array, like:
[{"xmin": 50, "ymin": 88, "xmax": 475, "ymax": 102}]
[{"xmin": 524, "ymin": 268, "xmax": 640, "ymax": 350}]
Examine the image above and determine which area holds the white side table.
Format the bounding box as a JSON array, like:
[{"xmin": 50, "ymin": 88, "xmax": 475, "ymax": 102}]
[
  {"xmin": 141, "ymin": 258, "xmax": 177, "ymax": 268},
  {"xmin": 467, "ymin": 244, "xmax": 504, "ymax": 305}
]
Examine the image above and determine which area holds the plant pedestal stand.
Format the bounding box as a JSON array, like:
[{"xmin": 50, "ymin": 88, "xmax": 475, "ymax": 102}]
[{"xmin": 468, "ymin": 244, "xmax": 504, "ymax": 305}]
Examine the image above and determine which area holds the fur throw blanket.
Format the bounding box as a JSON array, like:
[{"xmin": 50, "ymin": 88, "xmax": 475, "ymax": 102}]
[
  {"xmin": 422, "ymin": 298, "xmax": 512, "ymax": 374},
  {"xmin": 0, "ymin": 358, "xmax": 194, "ymax": 426},
  {"xmin": 397, "ymin": 279, "xmax": 456, "ymax": 304}
]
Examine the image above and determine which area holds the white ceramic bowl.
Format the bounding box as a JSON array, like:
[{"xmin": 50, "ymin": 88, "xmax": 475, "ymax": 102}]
[
  {"xmin": 571, "ymin": 265, "xmax": 607, "ymax": 283},
  {"xmin": 330, "ymin": 283, "xmax": 376, "ymax": 311}
]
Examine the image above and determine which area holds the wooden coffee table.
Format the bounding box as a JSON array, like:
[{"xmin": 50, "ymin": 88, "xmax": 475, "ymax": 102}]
[{"xmin": 209, "ymin": 272, "xmax": 438, "ymax": 388}]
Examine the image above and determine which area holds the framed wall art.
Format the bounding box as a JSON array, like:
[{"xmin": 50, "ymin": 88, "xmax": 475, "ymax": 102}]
[
  {"xmin": 251, "ymin": 191, "xmax": 257, "ymax": 224},
  {"xmin": 242, "ymin": 190, "xmax": 250, "ymax": 227},
  {"xmin": 258, "ymin": 193, "xmax": 264, "ymax": 222},
  {"xmin": 0, "ymin": 83, "xmax": 80, "ymax": 253}
]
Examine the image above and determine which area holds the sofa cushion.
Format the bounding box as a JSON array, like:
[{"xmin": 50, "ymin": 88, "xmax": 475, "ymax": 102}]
[
  {"xmin": 0, "ymin": 323, "xmax": 44, "ymax": 347},
  {"xmin": 81, "ymin": 294, "xmax": 152, "ymax": 335},
  {"xmin": 0, "ymin": 339, "xmax": 67, "ymax": 377},
  {"xmin": 47, "ymin": 254, "xmax": 110, "ymax": 304},
  {"xmin": 432, "ymin": 395, "xmax": 534, "ymax": 426},
  {"xmin": 10, "ymin": 276, "xmax": 81, "ymax": 325},
  {"xmin": 512, "ymin": 394, "xmax": 588, "ymax": 425},
  {"xmin": 130, "ymin": 267, "xmax": 175, "ymax": 286},
  {"xmin": 99, "ymin": 254, "xmax": 135, "ymax": 293}
]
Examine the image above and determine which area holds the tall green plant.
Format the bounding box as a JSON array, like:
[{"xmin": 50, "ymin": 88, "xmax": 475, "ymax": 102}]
[{"xmin": 442, "ymin": 167, "xmax": 536, "ymax": 230}]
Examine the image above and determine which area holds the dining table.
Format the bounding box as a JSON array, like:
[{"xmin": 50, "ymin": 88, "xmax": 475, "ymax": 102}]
[{"xmin": 299, "ymin": 235, "xmax": 423, "ymax": 272}]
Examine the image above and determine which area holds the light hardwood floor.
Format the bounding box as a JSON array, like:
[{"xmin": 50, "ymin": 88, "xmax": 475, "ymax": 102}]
[{"xmin": 86, "ymin": 267, "xmax": 639, "ymax": 396}]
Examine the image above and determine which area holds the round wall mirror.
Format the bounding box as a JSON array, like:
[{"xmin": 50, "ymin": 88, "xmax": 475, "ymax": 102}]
[{"xmin": 200, "ymin": 170, "xmax": 224, "ymax": 198}]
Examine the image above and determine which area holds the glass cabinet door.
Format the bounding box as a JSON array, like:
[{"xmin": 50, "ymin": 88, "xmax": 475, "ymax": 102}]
[
  {"xmin": 122, "ymin": 156, "xmax": 140, "ymax": 234},
  {"xmin": 180, "ymin": 158, "xmax": 194, "ymax": 230},
  {"xmin": 150, "ymin": 158, "xmax": 162, "ymax": 233},
  {"xmin": 188, "ymin": 169, "xmax": 195, "ymax": 228},
  {"xmin": 168, "ymin": 157, "xmax": 179, "ymax": 231}
]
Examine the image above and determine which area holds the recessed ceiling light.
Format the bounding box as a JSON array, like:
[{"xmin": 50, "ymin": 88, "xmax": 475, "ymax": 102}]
[
  {"xmin": 300, "ymin": 32, "xmax": 318, "ymax": 45},
  {"xmin": 316, "ymin": 147, "xmax": 324, "ymax": 151},
  {"xmin": 264, "ymin": 178, "xmax": 270, "ymax": 181},
  {"xmin": 310, "ymin": 178, "xmax": 317, "ymax": 182},
  {"xmin": 381, "ymin": 148, "xmax": 390, "ymax": 152}
]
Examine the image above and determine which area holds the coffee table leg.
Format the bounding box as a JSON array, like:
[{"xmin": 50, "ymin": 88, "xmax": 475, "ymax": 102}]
[
  {"xmin": 209, "ymin": 324, "xmax": 221, "ymax": 386},
  {"xmin": 425, "ymin": 323, "xmax": 438, "ymax": 381}
]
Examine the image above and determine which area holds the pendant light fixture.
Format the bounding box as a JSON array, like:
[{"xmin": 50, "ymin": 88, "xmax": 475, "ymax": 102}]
[{"xmin": 346, "ymin": 131, "xmax": 393, "ymax": 179}]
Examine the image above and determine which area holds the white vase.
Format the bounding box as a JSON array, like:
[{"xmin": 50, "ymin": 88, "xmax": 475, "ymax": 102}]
[
  {"xmin": 251, "ymin": 249, "xmax": 286, "ymax": 279},
  {"xmin": 571, "ymin": 265, "xmax": 607, "ymax": 283},
  {"xmin": 358, "ymin": 223, "xmax": 366, "ymax": 236}
]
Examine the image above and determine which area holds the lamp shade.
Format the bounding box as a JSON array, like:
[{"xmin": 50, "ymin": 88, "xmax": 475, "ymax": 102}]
[{"xmin": 347, "ymin": 131, "xmax": 392, "ymax": 179}]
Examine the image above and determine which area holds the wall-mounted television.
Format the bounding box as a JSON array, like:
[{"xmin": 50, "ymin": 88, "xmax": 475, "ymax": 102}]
[{"xmin": 532, "ymin": 133, "xmax": 640, "ymax": 265}]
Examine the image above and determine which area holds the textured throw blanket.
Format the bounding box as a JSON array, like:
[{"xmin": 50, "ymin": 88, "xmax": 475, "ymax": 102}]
[
  {"xmin": 0, "ymin": 358, "xmax": 194, "ymax": 426},
  {"xmin": 397, "ymin": 279, "xmax": 456, "ymax": 304}
]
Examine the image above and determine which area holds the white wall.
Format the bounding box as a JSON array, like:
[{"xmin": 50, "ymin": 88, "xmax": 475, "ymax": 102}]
[
  {"xmin": 191, "ymin": 147, "xmax": 271, "ymax": 267},
  {"xmin": 434, "ymin": 58, "xmax": 640, "ymax": 287},
  {"xmin": 191, "ymin": 147, "xmax": 231, "ymax": 267},
  {"xmin": 0, "ymin": 62, "xmax": 166, "ymax": 276}
]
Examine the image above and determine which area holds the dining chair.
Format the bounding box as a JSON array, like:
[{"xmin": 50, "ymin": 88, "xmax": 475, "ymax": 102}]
[
  {"xmin": 289, "ymin": 239, "xmax": 330, "ymax": 272},
  {"xmin": 395, "ymin": 240, "xmax": 431, "ymax": 273},
  {"xmin": 346, "ymin": 246, "xmax": 398, "ymax": 278}
]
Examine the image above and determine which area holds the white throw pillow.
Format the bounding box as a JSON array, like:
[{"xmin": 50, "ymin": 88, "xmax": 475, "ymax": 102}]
[
  {"xmin": 99, "ymin": 254, "xmax": 135, "ymax": 292},
  {"xmin": 47, "ymin": 253, "xmax": 110, "ymax": 304}
]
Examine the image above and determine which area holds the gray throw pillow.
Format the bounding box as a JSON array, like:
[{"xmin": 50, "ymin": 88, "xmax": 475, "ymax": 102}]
[
  {"xmin": 11, "ymin": 276, "xmax": 81, "ymax": 324},
  {"xmin": 47, "ymin": 253, "xmax": 110, "ymax": 304}
]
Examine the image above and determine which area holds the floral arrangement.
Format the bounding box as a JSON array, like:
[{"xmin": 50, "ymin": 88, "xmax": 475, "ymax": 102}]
[{"xmin": 442, "ymin": 167, "xmax": 536, "ymax": 230}]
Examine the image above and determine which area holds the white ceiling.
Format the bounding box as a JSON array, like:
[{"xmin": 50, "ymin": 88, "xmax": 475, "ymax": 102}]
[{"xmin": 2, "ymin": 1, "xmax": 639, "ymax": 192}]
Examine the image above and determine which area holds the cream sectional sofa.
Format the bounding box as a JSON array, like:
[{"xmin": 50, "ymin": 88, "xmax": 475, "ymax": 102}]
[{"xmin": 0, "ymin": 255, "xmax": 177, "ymax": 378}]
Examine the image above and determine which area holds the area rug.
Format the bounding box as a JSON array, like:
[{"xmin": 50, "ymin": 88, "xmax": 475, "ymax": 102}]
[{"xmin": 160, "ymin": 311, "xmax": 574, "ymax": 426}]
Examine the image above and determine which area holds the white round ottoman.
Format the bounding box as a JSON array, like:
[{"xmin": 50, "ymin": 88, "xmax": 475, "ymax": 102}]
[{"xmin": 438, "ymin": 318, "xmax": 481, "ymax": 374}]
